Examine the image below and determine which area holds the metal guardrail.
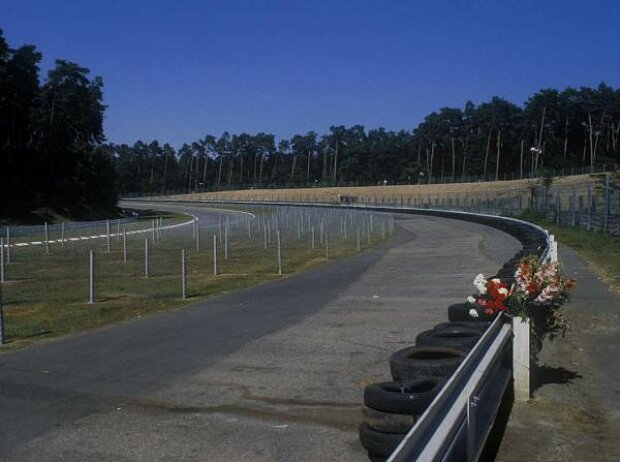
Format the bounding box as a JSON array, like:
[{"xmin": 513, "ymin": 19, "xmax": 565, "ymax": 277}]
[
  {"xmin": 387, "ymin": 315, "xmax": 512, "ymax": 462},
  {"xmin": 380, "ymin": 211, "xmax": 551, "ymax": 461},
  {"xmin": 124, "ymin": 197, "xmax": 552, "ymax": 461}
]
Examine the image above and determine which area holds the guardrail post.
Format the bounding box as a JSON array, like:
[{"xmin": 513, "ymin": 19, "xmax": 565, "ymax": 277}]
[
  {"xmin": 513, "ymin": 316, "xmax": 531, "ymax": 401},
  {"xmin": 549, "ymin": 235, "xmax": 558, "ymax": 262}
]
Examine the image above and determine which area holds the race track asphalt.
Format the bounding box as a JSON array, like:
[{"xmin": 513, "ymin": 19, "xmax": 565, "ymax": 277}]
[{"xmin": 0, "ymin": 203, "xmax": 521, "ymax": 461}]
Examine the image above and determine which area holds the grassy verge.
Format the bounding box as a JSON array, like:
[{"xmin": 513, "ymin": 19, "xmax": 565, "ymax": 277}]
[
  {"xmin": 1, "ymin": 208, "xmax": 393, "ymax": 350},
  {"xmin": 520, "ymin": 211, "xmax": 620, "ymax": 291}
]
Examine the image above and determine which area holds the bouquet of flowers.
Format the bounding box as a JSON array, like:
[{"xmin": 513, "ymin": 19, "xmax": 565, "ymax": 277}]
[
  {"xmin": 467, "ymin": 274, "xmax": 513, "ymax": 318},
  {"xmin": 511, "ymin": 255, "xmax": 576, "ymax": 338},
  {"xmin": 466, "ymin": 255, "xmax": 575, "ymax": 348}
]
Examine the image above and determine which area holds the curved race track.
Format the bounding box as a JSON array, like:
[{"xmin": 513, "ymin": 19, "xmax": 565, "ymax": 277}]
[{"xmin": 0, "ymin": 202, "xmax": 521, "ymax": 462}]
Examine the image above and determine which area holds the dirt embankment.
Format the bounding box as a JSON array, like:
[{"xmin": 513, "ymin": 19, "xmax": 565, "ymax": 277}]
[{"xmin": 161, "ymin": 174, "xmax": 601, "ymax": 205}]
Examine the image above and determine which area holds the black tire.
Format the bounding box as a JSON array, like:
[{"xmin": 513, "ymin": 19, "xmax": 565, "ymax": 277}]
[
  {"xmin": 362, "ymin": 405, "xmax": 415, "ymax": 433},
  {"xmin": 364, "ymin": 377, "xmax": 444, "ymax": 415},
  {"xmin": 448, "ymin": 303, "xmax": 495, "ymax": 322},
  {"xmin": 415, "ymin": 327, "xmax": 482, "ymax": 349},
  {"xmin": 389, "ymin": 346, "xmax": 466, "ymax": 380},
  {"xmin": 359, "ymin": 422, "xmax": 405, "ymax": 458},
  {"xmin": 368, "ymin": 453, "xmax": 386, "ymax": 462},
  {"xmin": 433, "ymin": 321, "xmax": 490, "ymax": 332}
]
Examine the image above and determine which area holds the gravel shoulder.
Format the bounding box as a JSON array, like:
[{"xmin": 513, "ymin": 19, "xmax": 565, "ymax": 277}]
[{"xmin": 496, "ymin": 244, "xmax": 620, "ymax": 462}]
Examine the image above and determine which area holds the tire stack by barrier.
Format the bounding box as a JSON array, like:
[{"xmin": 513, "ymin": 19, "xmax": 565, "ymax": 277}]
[
  {"xmin": 358, "ymin": 329, "xmax": 487, "ymax": 460},
  {"xmin": 358, "ymin": 215, "xmax": 550, "ymax": 461}
]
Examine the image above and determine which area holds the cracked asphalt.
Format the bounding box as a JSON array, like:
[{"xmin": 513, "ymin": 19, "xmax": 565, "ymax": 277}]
[{"xmin": 0, "ymin": 205, "xmax": 520, "ymax": 462}]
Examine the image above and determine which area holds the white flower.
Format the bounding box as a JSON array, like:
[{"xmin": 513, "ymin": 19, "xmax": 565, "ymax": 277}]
[
  {"xmin": 469, "ymin": 309, "xmax": 479, "ymax": 318},
  {"xmin": 473, "ymin": 274, "xmax": 487, "ymax": 295},
  {"xmin": 467, "ymin": 296, "xmax": 476, "ymax": 304},
  {"xmin": 491, "ymin": 278, "xmax": 501, "ymax": 284},
  {"xmin": 498, "ymin": 287, "xmax": 508, "ymax": 296}
]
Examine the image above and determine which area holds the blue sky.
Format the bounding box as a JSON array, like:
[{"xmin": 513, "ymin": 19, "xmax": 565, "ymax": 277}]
[{"xmin": 3, "ymin": 0, "xmax": 619, "ymax": 147}]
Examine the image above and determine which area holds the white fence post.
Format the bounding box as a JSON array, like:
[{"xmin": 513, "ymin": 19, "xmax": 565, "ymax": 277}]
[
  {"xmin": 0, "ymin": 281, "xmax": 4, "ymax": 344},
  {"xmin": 5, "ymin": 228, "xmax": 9, "ymax": 264},
  {"xmin": 325, "ymin": 232, "xmax": 329, "ymax": 259},
  {"xmin": 181, "ymin": 249, "xmax": 187, "ymax": 299},
  {"xmin": 144, "ymin": 238, "xmax": 149, "ymax": 279},
  {"xmin": 277, "ymin": 230, "xmax": 282, "ymax": 275},
  {"xmin": 106, "ymin": 220, "xmax": 111, "ymax": 253},
  {"xmin": 513, "ymin": 316, "xmax": 531, "ymax": 401},
  {"xmin": 88, "ymin": 250, "xmax": 96, "ymax": 304},
  {"xmin": 224, "ymin": 222, "xmax": 229, "ymax": 260},
  {"xmin": 123, "ymin": 228, "xmax": 127, "ymax": 262},
  {"xmin": 0, "ymin": 238, "xmax": 4, "ymax": 283},
  {"xmin": 213, "ymin": 235, "xmax": 218, "ymax": 276},
  {"xmin": 44, "ymin": 222, "xmax": 50, "ymax": 254}
]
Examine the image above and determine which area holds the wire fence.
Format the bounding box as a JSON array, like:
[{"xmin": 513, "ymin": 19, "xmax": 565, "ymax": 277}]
[
  {"xmin": 179, "ymin": 173, "xmax": 619, "ymax": 237},
  {"xmin": 122, "ymin": 164, "xmax": 615, "ymax": 197},
  {"xmin": 0, "ymin": 205, "xmax": 395, "ymax": 345}
]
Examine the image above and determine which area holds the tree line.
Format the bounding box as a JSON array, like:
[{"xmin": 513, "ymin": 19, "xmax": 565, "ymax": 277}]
[
  {"xmin": 114, "ymin": 84, "xmax": 620, "ymax": 195},
  {"xmin": 0, "ymin": 29, "xmax": 115, "ymax": 217},
  {"xmin": 2, "ymin": 28, "xmax": 619, "ymax": 216}
]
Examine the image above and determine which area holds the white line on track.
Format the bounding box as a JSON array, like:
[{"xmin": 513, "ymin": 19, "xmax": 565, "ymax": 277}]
[
  {"xmin": 1, "ymin": 205, "xmax": 256, "ymax": 250},
  {"xmin": 1, "ymin": 215, "xmax": 195, "ymax": 249}
]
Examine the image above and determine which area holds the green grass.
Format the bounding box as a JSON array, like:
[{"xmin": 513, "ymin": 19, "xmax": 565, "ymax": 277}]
[
  {"xmin": 520, "ymin": 211, "xmax": 620, "ymax": 291},
  {"xmin": 1, "ymin": 208, "xmax": 393, "ymax": 349}
]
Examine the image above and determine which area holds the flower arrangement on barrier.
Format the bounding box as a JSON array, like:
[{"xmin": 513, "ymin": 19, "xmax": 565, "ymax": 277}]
[
  {"xmin": 467, "ymin": 275, "xmax": 512, "ymax": 317},
  {"xmin": 466, "ymin": 256, "xmax": 576, "ymax": 342},
  {"xmin": 511, "ymin": 255, "xmax": 576, "ymax": 339}
]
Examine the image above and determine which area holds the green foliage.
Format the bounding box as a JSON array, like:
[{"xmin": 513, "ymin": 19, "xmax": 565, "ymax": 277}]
[
  {"xmin": 2, "ymin": 29, "xmax": 620, "ymax": 205},
  {"xmin": 0, "ymin": 29, "xmax": 116, "ymax": 216},
  {"xmin": 114, "ymin": 83, "xmax": 620, "ymax": 195}
]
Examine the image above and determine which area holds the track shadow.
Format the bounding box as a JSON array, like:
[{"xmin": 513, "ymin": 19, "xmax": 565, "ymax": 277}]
[{"xmin": 532, "ymin": 363, "xmax": 582, "ymax": 392}]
